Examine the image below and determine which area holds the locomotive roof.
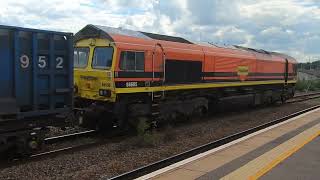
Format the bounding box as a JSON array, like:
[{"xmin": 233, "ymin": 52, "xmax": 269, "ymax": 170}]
[
  {"xmin": 74, "ymin": 24, "xmax": 193, "ymax": 44},
  {"xmin": 233, "ymin": 45, "xmax": 295, "ymax": 59},
  {"xmin": 75, "ymin": 24, "xmax": 297, "ymax": 63}
]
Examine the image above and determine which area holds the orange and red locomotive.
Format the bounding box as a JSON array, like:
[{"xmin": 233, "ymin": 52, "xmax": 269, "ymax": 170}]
[{"xmin": 73, "ymin": 24, "xmax": 297, "ymax": 129}]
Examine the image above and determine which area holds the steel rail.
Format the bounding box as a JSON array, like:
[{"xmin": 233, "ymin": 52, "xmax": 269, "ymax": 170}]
[
  {"xmin": 294, "ymin": 91, "xmax": 320, "ymax": 98},
  {"xmin": 30, "ymin": 140, "xmax": 100, "ymax": 158},
  {"xmin": 288, "ymin": 93, "xmax": 320, "ymax": 103},
  {"xmin": 44, "ymin": 129, "xmax": 97, "ymax": 144}
]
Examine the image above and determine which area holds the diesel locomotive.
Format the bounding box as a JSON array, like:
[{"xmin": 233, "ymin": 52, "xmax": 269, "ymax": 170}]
[{"xmin": 73, "ymin": 24, "xmax": 297, "ymax": 131}]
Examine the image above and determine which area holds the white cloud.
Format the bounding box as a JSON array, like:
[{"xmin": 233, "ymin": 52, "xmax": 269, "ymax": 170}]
[{"xmin": 1, "ymin": 0, "xmax": 320, "ymax": 62}]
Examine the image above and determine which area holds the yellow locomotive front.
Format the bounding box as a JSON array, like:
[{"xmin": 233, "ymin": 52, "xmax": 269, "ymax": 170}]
[
  {"xmin": 73, "ymin": 24, "xmax": 155, "ymax": 131},
  {"xmin": 74, "ymin": 38, "xmax": 117, "ymax": 103}
]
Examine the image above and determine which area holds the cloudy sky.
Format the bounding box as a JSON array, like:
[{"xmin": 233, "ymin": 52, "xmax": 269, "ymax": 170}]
[{"xmin": 1, "ymin": 0, "xmax": 319, "ymax": 62}]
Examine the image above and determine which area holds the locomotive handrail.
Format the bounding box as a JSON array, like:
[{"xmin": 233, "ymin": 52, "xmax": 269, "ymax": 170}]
[{"xmin": 152, "ymin": 43, "xmax": 166, "ymax": 99}]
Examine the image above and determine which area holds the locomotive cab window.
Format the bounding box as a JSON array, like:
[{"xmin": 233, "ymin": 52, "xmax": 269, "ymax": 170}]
[
  {"xmin": 92, "ymin": 47, "xmax": 114, "ymax": 69},
  {"xmin": 74, "ymin": 47, "xmax": 89, "ymax": 68},
  {"xmin": 119, "ymin": 51, "xmax": 145, "ymax": 71}
]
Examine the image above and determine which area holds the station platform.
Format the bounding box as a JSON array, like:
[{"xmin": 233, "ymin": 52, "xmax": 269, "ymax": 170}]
[{"xmin": 138, "ymin": 108, "xmax": 320, "ymax": 180}]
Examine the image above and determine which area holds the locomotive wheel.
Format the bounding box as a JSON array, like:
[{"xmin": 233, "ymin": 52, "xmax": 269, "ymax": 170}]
[
  {"xmin": 208, "ymin": 99, "xmax": 219, "ymax": 114},
  {"xmin": 133, "ymin": 117, "xmax": 150, "ymax": 135},
  {"xmin": 111, "ymin": 116, "xmax": 129, "ymax": 134},
  {"xmin": 75, "ymin": 110, "xmax": 98, "ymax": 130},
  {"xmin": 192, "ymin": 106, "xmax": 208, "ymax": 118},
  {"xmin": 12, "ymin": 134, "xmax": 44, "ymax": 157},
  {"xmin": 281, "ymin": 95, "xmax": 287, "ymax": 104}
]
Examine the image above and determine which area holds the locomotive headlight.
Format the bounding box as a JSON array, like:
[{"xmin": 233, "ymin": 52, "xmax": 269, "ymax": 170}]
[{"xmin": 99, "ymin": 89, "xmax": 111, "ymax": 97}]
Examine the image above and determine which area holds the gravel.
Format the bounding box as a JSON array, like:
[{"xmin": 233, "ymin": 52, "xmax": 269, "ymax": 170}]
[
  {"xmin": 45, "ymin": 126, "xmax": 87, "ymax": 138},
  {"xmin": 0, "ymin": 98, "xmax": 319, "ymax": 180}
]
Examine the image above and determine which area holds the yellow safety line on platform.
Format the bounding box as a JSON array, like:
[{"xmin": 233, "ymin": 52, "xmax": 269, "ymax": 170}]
[
  {"xmin": 220, "ymin": 123, "xmax": 320, "ymax": 180},
  {"xmin": 249, "ymin": 131, "xmax": 320, "ymax": 180}
]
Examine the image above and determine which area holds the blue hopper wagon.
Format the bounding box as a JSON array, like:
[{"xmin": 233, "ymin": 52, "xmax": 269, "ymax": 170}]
[{"xmin": 0, "ymin": 25, "xmax": 73, "ymax": 155}]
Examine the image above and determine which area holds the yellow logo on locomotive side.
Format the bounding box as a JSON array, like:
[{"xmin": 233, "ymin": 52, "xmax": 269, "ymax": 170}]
[{"xmin": 237, "ymin": 66, "xmax": 249, "ymax": 76}]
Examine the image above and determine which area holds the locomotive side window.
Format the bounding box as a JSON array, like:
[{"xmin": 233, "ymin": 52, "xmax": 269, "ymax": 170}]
[
  {"xmin": 120, "ymin": 51, "xmax": 145, "ymax": 71},
  {"xmin": 136, "ymin": 52, "xmax": 145, "ymax": 70},
  {"xmin": 92, "ymin": 47, "xmax": 114, "ymax": 69},
  {"xmin": 74, "ymin": 47, "xmax": 89, "ymax": 68}
]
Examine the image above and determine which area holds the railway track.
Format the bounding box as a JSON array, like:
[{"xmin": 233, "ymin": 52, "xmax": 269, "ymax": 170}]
[
  {"xmin": 31, "ymin": 138, "xmax": 99, "ymax": 159},
  {"xmin": 295, "ymin": 91, "xmax": 320, "ymax": 97},
  {"xmin": 28, "ymin": 130, "xmax": 128, "ymax": 160},
  {"xmin": 0, "ymin": 130, "xmax": 100, "ymax": 165},
  {"xmin": 44, "ymin": 129, "xmax": 97, "ymax": 144},
  {"xmin": 287, "ymin": 91, "xmax": 320, "ymax": 103},
  {"xmin": 107, "ymin": 104, "xmax": 320, "ymax": 180},
  {"xmin": 29, "ymin": 129, "xmax": 98, "ymax": 158},
  {"xmin": 0, "ymin": 130, "xmax": 128, "ymax": 169},
  {"xmin": 3, "ymin": 91, "xmax": 319, "ymax": 168}
]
